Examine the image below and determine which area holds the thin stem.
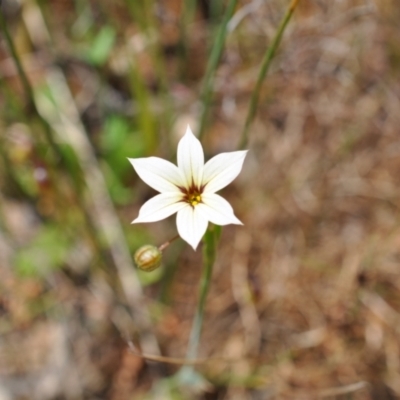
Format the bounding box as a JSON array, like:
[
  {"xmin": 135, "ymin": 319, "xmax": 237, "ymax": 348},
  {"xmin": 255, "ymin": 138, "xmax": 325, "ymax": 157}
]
[
  {"xmin": 0, "ymin": 9, "xmax": 58, "ymax": 153},
  {"xmin": 238, "ymin": 0, "xmax": 300, "ymax": 150},
  {"xmin": 125, "ymin": 0, "xmax": 174, "ymax": 153},
  {"xmin": 178, "ymin": 0, "xmax": 197, "ymax": 79},
  {"xmin": 176, "ymin": 227, "xmax": 218, "ymax": 387},
  {"xmin": 186, "ymin": 226, "xmax": 217, "ymax": 361},
  {"xmin": 0, "ymin": 11, "xmax": 32, "ymax": 105},
  {"xmin": 158, "ymin": 234, "xmax": 180, "ymax": 252},
  {"xmin": 198, "ymin": 0, "xmax": 238, "ymax": 141}
]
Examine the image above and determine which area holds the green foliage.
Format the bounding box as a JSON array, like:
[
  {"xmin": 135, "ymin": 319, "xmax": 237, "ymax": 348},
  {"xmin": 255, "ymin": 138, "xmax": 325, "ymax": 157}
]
[
  {"xmin": 58, "ymin": 143, "xmax": 85, "ymax": 190},
  {"xmin": 14, "ymin": 225, "xmax": 71, "ymax": 277},
  {"xmin": 127, "ymin": 65, "xmax": 158, "ymax": 155},
  {"xmin": 100, "ymin": 115, "xmax": 145, "ymax": 204},
  {"xmin": 11, "ymin": 164, "xmax": 39, "ymax": 198},
  {"xmin": 101, "ymin": 163, "xmax": 133, "ymax": 205},
  {"xmin": 137, "ymin": 266, "xmax": 164, "ymax": 286},
  {"xmin": 101, "ymin": 115, "xmax": 131, "ymax": 153},
  {"xmin": 125, "ymin": 226, "xmax": 152, "ymax": 250},
  {"xmin": 101, "ymin": 115, "xmax": 144, "ymax": 173},
  {"xmin": 87, "ymin": 25, "xmax": 116, "ymax": 66}
]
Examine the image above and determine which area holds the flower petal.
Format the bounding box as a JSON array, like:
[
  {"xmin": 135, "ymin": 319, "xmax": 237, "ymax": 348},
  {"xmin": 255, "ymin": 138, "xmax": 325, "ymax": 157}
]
[
  {"xmin": 176, "ymin": 206, "xmax": 208, "ymax": 250},
  {"xmin": 132, "ymin": 193, "xmax": 186, "ymax": 223},
  {"xmin": 177, "ymin": 125, "xmax": 204, "ymax": 189},
  {"xmin": 202, "ymin": 150, "xmax": 247, "ymax": 193},
  {"xmin": 128, "ymin": 157, "xmax": 184, "ymax": 193},
  {"xmin": 197, "ymin": 193, "xmax": 243, "ymax": 225}
]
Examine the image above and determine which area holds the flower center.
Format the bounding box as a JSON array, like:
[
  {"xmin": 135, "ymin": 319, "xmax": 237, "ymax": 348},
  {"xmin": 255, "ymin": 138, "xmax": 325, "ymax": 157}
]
[{"xmin": 187, "ymin": 192, "xmax": 202, "ymax": 207}]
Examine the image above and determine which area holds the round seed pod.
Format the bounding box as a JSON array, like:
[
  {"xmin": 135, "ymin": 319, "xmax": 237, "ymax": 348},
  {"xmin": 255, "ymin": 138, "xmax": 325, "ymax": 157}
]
[{"xmin": 134, "ymin": 245, "xmax": 162, "ymax": 272}]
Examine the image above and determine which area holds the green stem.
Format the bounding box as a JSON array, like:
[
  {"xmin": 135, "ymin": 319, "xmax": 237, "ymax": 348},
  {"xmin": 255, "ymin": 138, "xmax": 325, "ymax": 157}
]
[
  {"xmin": 176, "ymin": 226, "xmax": 219, "ymax": 389},
  {"xmin": 0, "ymin": 12, "xmax": 32, "ymax": 104},
  {"xmin": 186, "ymin": 227, "xmax": 217, "ymax": 360},
  {"xmin": 126, "ymin": 0, "xmax": 174, "ymax": 153},
  {"xmin": 198, "ymin": 0, "xmax": 238, "ymax": 141},
  {"xmin": 178, "ymin": 0, "xmax": 197, "ymax": 79},
  {"xmin": 0, "ymin": 9, "xmax": 56, "ymax": 150},
  {"xmin": 238, "ymin": 0, "xmax": 300, "ymax": 150}
]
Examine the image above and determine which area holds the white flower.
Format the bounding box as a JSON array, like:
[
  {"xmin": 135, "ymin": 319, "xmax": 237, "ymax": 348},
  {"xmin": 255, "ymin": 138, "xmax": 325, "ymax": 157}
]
[{"xmin": 129, "ymin": 125, "xmax": 247, "ymax": 250}]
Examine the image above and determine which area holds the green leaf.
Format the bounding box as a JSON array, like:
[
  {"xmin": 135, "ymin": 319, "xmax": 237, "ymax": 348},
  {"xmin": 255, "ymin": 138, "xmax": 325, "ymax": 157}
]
[
  {"xmin": 102, "ymin": 161, "xmax": 133, "ymax": 205},
  {"xmin": 14, "ymin": 225, "xmax": 71, "ymax": 277},
  {"xmin": 100, "ymin": 115, "xmax": 145, "ymax": 182},
  {"xmin": 88, "ymin": 26, "xmax": 116, "ymax": 66},
  {"xmin": 101, "ymin": 115, "xmax": 130, "ymax": 152}
]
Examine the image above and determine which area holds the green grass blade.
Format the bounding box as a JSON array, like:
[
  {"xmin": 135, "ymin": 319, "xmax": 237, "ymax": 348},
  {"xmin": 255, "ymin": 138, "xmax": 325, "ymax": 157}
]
[
  {"xmin": 198, "ymin": 0, "xmax": 238, "ymax": 141},
  {"xmin": 238, "ymin": 0, "xmax": 300, "ymax": 150}
]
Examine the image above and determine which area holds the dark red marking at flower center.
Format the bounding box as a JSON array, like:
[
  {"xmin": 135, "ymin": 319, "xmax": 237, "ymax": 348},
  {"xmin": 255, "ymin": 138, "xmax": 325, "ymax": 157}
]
[{"xmin": 178, "ymin": 182, "xmax": 205, "ymax": 207}]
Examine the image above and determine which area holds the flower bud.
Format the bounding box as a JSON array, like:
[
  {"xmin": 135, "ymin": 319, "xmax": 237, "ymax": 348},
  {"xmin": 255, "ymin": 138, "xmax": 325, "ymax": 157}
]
[{"xmin": 134, "ymin": 245, "xmax": 162, "ymax": 272}]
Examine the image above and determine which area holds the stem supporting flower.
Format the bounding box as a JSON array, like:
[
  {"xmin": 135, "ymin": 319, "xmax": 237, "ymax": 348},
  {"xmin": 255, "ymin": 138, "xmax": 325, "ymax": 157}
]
[{"xmin": 176, "ymin": 225, "xmax": 220, "ymax": 387}]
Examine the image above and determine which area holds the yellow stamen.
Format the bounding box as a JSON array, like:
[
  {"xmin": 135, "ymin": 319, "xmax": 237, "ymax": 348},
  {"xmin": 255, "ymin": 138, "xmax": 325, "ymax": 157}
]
[{"xmin": 188, "ymin": 193, "xmax": 201, "ymax": 206}]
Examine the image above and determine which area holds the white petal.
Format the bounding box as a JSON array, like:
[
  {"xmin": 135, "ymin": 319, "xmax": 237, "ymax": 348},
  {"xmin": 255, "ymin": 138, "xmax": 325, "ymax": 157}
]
[
  {"xmin": 177, "ymin": 125, "xmax": 204, "ymax": 188},
  {"xmin": 176, "ymin": 206, "xmax": 208, "ymax": 250},
  {"xmin": 128, "ymin": 157, "xmax": 184, "ymax": 193},
  {"xmin": 132, "ymin": 193, "xmax": 186, "ymax": 223},
  {"xmin": 197, "ymin": 193, "xmax": 243, "ymax": 225},
  {"xmin": 202, "ymin": 150, "xmax": 247, "ymax": 193}
]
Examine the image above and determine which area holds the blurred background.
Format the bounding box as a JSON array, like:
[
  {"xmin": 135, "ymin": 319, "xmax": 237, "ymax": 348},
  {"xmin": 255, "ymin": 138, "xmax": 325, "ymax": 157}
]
[{"xmin": 1, "ymin": 0, "xmax": 400, "ymax": 399}]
